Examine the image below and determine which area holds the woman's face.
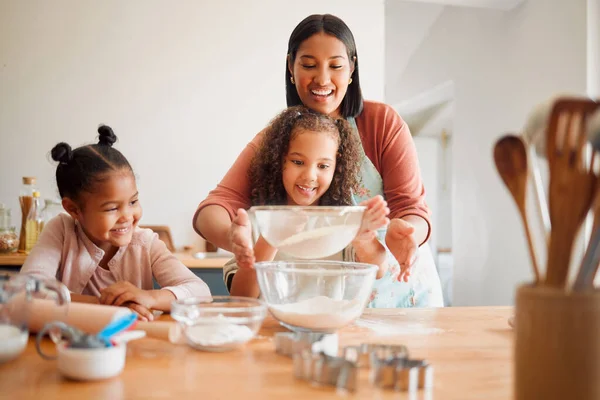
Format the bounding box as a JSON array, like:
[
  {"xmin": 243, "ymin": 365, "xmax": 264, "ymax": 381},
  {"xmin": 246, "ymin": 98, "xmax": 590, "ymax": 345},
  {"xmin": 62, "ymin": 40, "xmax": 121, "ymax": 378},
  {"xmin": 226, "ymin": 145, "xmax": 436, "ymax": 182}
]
[{"xmin": 289, "ymin": 32, "xmax": 355, "ymax": 118}]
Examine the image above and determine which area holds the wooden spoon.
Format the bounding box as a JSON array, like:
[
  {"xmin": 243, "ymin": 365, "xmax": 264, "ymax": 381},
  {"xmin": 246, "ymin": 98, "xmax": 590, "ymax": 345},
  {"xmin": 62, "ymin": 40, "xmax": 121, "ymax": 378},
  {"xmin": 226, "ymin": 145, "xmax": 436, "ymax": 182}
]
[
  {"xmin": 494, "ymin": 134, "xmax": 541, "ymax": 283},
  {"xmin": 545, "ymin": 98, "xmax": 599, "ymax": 288},
  {"xmin": 572, "ymin": 108, "xmax": 600, "ymax": 291}
]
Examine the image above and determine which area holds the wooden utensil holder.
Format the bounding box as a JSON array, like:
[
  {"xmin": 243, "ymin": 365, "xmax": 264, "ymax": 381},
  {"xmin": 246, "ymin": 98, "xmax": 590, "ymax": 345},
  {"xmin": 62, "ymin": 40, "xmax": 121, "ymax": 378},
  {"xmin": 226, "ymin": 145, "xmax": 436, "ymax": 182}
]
[{"xmin": 515, "ymin": 284, "xmax": 600, "ymax": 400}]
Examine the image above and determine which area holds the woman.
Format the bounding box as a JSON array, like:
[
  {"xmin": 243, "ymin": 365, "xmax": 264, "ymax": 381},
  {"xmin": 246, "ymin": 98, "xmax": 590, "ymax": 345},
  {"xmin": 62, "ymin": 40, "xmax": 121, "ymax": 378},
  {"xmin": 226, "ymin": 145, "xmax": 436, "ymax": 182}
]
[{"xmin": 193, "ymin": 14, "xmax": 443, "ymax": 307}]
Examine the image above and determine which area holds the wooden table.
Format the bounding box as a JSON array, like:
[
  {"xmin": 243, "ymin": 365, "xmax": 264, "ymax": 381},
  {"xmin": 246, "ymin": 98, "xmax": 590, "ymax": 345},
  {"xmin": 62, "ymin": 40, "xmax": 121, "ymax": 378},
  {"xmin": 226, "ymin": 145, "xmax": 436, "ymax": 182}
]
[{"xmin": 0, "ymin": 307, "xmax": 514, "ymax": 399}]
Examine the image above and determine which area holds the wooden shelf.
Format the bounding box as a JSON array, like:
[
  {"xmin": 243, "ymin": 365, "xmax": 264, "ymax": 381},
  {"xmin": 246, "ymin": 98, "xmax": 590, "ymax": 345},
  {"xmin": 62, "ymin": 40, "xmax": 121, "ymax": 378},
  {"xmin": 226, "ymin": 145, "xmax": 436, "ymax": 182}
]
[
  {"xmin": 0, "ymin": 252, "xmax": 227, "ymax": 270},
  {"xmin": 0, "ymin": 253, "xmax": 26, "ymax": 266}
]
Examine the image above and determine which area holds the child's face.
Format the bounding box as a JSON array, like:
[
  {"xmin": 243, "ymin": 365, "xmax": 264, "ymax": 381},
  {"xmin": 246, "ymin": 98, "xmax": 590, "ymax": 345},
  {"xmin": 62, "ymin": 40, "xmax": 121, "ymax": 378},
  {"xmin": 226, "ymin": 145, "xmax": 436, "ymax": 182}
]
[
  {"xmin": 283, "ymin": 129, "xmax": 338, "ymax": 206},
  {"xmin": 65, "ymin": 170, "xmax": 142, "ymax": 251}
]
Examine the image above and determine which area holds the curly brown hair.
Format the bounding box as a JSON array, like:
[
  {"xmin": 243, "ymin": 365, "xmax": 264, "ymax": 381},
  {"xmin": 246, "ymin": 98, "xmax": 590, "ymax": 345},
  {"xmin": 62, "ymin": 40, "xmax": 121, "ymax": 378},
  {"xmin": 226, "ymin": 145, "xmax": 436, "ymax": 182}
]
[{"xmin": 249, "ymin": 106, "xmax": 362, "ymax": 206}]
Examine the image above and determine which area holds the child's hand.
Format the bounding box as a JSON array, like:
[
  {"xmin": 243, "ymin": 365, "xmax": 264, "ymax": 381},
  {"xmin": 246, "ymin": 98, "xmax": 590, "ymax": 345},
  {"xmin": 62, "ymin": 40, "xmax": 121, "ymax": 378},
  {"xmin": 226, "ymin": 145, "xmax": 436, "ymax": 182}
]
[
  {"xmin": 99, "ymin": 281, "xmax": 156, "ymax": 311},
  {"xmin": 355, "ymin": 195, "xmax": 390, "ymax": 242},
  {"xmin": 122, "ymin": 301, "xmax": 154, "ymax": 322},
  {"xmin": 385, "ymin": 218, "xmax": 418, "ymax": 282},
  {"xmin": 229, "ymin": 208, "xmax": 255, "ymax": 269}
]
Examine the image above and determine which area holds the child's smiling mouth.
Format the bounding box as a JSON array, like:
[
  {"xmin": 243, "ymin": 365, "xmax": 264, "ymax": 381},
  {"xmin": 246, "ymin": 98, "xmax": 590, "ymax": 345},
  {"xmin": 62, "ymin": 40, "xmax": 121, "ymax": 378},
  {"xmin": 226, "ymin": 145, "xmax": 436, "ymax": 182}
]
[
  {"xmin": 111, "ymin": 226, "xmax": 131, "ymax": 234},
  {"xmin": 296, "ymin": 185, "xmax": 317, "ymax": 195}
]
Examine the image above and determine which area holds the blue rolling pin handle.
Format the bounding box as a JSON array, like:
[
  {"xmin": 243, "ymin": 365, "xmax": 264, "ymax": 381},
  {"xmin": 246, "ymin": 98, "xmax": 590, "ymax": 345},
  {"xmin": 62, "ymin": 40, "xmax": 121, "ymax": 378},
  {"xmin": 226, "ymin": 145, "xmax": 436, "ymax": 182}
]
[{"xmin": 96, "ymin": 313, "xmax": 138, "ymax": 344}]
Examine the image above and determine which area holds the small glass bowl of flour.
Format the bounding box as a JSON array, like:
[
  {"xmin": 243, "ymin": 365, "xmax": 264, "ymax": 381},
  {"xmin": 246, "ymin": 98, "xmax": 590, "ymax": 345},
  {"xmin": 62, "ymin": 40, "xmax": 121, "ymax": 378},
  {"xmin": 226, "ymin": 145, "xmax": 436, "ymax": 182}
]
[
  {"xmin": 248, "ymin": 206, "xmax": 365, "ymax": 259},
  {"xmin": 171, "ymin": 296, "xmax": 267, "ymax": 352},
  {"xmin": 255, "ymin": 260, "xmax": 377, "ymax": 333}
]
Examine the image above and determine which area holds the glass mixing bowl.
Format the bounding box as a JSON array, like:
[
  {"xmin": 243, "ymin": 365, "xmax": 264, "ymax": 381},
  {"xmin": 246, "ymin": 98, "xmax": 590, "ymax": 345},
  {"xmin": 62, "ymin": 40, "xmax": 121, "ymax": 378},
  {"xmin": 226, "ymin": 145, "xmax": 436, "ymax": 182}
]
[
  {"xmin": 171, "ymin": 296, "xmax": 267, "ymax": 352},
  {"xmin": 254, "ymin": 260, "xmax": 378, "ymax": 333},
  {"xmin": 248, "ymin": 205, "xmax": 366, "ymax": 259}
]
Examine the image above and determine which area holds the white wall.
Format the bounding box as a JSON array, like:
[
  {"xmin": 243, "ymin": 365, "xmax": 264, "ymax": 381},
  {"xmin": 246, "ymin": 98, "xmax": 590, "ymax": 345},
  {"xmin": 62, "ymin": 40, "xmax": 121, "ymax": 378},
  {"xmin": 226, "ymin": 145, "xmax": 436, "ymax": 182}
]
[
  {"xmin": 589, "ymin": 0, "xmax": 600, "ymax": 98},
  {"xmin": 386, "ymin": 0, "xmax": 588, "ymax": 305},
  {"xmin": 413, "ymin": 137, "xmax": 440, "ymax": 258},
  {"xmin": 0, "ymin": 0, "xmax": 385, "ymax": 248}
]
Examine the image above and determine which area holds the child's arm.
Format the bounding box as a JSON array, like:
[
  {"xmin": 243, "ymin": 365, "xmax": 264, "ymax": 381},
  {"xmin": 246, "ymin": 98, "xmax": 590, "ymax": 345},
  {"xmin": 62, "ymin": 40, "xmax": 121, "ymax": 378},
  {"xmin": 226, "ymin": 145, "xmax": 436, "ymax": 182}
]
[
  {"xmin": 352, "ymin": 195, "xmax": 390, "ymax": 278},
  {"xmin": 21, "ymin": 217, "xmax": 104, "ymax": 304},
  {"xmin": 100, "ymin": 234, "xmax": 211, "ymax": 313},
  {"xmin": 147, "ymin": 235, "xmax": 211, "ymax": 308},
  {"xmin": 230, "ymin": 236, "xmax": 277, "ymax": 298},
  {"xmin": 98, "ymin": 281, "xmax": 161, "ymax": 321},
  {"xmin": 351, "ymin": 234, "xmax": 388, "ymax": 279}
]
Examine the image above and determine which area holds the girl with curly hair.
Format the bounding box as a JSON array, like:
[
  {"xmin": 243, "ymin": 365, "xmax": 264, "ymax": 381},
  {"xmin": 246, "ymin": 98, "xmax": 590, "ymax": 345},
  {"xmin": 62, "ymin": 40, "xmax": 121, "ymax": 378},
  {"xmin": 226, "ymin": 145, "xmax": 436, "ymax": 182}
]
[
  {"xmin": 197, "ymin": 14, "xmax": 444, "ymax": 308},
  {"xmin": 225, "ymin": 106, "xmax": 390, "ymax": 298}
]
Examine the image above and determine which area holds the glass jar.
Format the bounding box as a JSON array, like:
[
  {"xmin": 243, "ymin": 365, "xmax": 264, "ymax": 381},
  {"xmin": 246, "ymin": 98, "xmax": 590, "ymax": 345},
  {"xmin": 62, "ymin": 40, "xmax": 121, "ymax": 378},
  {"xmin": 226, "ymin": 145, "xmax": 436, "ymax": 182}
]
[
  {"xmin": 41, "ymin": 198, "xmax": 64, "ymax": 229},
  {"xmin": 25, "ymin": 191, "xmax": 43, "ymax": 253},
  {"xmin": 18, "ymin": 177, "xmax": 37, "ymax": 252},
  {"xmin": 0, "ymin": 204, "xmax": 19, "ymax": 253}
]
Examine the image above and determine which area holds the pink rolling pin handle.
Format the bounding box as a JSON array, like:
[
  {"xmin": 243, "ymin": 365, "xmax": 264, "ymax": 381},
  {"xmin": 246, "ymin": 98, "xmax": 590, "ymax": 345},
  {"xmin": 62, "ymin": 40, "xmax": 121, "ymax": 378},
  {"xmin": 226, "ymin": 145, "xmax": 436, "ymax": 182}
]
[{"xmin": 135, "ymin": 321, "xmax": 183, "ymax": 343}]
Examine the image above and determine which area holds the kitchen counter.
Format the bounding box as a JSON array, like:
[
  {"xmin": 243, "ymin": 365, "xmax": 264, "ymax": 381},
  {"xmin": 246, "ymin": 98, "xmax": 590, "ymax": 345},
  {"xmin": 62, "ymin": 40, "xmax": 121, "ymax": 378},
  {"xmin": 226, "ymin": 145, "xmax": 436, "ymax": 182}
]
[{"xmin": 0, "ymin": 306, "xmax": 514, "ymax": 399}]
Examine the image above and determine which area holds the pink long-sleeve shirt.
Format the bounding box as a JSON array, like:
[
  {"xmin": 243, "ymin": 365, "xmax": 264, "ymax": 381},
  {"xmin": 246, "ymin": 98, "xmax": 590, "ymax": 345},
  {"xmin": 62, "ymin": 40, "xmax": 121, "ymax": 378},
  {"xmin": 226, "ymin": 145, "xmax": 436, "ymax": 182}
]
[{"xmin": 21, "ymin": 214, "xmax": 210, "ymax": 299}]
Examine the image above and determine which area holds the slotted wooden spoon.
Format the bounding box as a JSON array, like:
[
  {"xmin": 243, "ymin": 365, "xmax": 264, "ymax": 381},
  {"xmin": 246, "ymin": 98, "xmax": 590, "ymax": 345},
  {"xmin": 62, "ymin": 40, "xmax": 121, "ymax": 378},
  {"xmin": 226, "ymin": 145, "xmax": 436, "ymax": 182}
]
[
  {"xmin": 572, "ymin": 108, "xmax": 600, "ymax": 291},
  {"xmin": 545, "ymin": 98, "xmax": 599, "ymax": 288},
  {"xmin": 494, "ymin": 134, "xmax": 541, "ymax": 283}
]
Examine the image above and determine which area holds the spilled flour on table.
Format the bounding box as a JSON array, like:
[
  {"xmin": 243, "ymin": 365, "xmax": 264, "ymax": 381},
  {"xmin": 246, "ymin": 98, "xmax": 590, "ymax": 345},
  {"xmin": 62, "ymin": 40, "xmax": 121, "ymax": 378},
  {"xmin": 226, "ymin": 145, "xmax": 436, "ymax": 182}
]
[{"xmin": 353, "ymin": 315, "xmax": 446, "ymax": 336}]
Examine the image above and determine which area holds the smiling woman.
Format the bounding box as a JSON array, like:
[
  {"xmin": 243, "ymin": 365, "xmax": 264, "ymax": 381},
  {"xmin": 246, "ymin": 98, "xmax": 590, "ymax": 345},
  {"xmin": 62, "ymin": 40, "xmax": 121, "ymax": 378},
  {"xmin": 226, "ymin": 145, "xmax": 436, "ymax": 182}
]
[{"xmin": 194, "ymin": 14, "xmax": 444, "ymax": 308}]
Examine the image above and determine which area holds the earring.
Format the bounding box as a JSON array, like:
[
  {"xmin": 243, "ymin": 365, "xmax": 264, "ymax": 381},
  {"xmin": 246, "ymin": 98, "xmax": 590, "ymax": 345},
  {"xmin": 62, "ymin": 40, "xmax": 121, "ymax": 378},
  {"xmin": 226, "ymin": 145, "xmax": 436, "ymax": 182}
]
[
  {"xmin": 349, "ymin": 78, "xmax": 353, "ymax": 85},
  {"xmin": 290, "ymin": 76, "xmax": 295, "ymax": 84}
]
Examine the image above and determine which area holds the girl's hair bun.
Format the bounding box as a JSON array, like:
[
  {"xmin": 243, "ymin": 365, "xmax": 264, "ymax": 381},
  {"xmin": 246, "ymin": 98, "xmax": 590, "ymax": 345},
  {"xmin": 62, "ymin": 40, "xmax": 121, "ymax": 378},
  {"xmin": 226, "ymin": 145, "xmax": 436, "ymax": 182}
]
[
  {"xmin": 51, "ymin": 142, "xmax": 73, "ymax": 164},
  {"xmin": 98, "ymin": 125, "xmax": 117, "ymax": 146}
]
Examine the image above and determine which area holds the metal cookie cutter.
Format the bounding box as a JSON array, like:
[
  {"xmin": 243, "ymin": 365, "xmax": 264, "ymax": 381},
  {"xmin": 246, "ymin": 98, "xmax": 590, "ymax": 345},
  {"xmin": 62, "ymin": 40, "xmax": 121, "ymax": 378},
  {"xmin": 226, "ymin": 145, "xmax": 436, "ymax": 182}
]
[
  {"xmin": 370, "ymin": 355, "xmax": 434, "ymax": 392},
  {"xmin": 274, "ymin": 332, "xmax": 338, "ymax": 358},
  {"xmin": 343, "ymin": 343, "xmax": 409, "ymax": 368},
  {"xmin": 293, "ymin": 350, "xmax": 358, "ymax": 392}
]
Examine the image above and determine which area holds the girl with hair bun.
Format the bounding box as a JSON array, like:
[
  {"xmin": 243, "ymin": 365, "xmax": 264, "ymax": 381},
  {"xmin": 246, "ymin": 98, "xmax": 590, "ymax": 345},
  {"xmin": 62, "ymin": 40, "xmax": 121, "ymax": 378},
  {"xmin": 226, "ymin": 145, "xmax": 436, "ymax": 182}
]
[{"xmin": 21, "ymin": 125, "xmax": 210, "ymax": 321}]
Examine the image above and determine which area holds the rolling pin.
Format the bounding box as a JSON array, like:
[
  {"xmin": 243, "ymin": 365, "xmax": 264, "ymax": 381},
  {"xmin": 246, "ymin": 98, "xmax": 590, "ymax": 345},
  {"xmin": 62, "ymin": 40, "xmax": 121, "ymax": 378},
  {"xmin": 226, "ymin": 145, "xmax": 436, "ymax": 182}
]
[{"xmin": 27, "ymin": 299, "xmax": 182, "ymax": 343}]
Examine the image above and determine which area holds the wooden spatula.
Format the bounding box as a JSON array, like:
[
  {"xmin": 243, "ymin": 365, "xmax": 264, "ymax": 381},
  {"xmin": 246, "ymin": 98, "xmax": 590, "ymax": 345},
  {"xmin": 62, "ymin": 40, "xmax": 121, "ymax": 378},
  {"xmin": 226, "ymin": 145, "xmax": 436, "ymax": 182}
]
[
  {"xmin": 572, "ymin": 109, "xmax": 600, "ymax": 291},
  {"xmin": 545, "ymin": 98, "xmax": 599, "ymax": 288},
  {"xmin": 494, "ymin": 134, "xmax": 541, "ymax": 283}
]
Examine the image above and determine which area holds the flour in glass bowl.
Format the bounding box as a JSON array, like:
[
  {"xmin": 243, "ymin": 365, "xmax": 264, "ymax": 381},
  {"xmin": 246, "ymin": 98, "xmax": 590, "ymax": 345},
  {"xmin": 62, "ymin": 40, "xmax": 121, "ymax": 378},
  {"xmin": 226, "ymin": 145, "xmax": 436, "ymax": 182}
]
[
  {"xmin": 269, "ymin": 296, "xmax": 363, "ymax": 331},
  {"xmin": 183, "ymin": 315, "xmax": 255, "ymax": 350},
  {"xmin": 276, "ymin": 224, "xmax": 360, "ymax": 259}
]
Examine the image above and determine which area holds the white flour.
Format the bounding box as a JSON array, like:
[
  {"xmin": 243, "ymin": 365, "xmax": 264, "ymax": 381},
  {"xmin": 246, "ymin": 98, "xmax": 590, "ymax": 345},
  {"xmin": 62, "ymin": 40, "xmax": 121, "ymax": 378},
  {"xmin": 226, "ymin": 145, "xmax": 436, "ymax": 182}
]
[
  {"xmin": 184, "ymin": 321, "xmax": 254, "ymax": 348},
  {"xmin": 269, "ymin": 296, "xmax": 362, "ymax": 331},
  {"xmin": 0, "ymin": 324, "xmax": 28, "ymax": 363},
  {"xmin": 276, "ymin": 224, "xmax": 360, "ymax": 259},
  {"xmin": 353, "ymin": 318, "xmax": 445, "ymax": 336}
]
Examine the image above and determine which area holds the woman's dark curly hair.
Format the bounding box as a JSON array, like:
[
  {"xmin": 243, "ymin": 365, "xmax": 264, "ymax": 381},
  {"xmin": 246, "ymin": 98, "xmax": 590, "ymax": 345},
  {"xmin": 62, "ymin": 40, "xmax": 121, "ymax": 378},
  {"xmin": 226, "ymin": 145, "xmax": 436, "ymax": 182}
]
[{"xmin": 249, "ymin": 106, "xmax": 362, "ymax": 206}]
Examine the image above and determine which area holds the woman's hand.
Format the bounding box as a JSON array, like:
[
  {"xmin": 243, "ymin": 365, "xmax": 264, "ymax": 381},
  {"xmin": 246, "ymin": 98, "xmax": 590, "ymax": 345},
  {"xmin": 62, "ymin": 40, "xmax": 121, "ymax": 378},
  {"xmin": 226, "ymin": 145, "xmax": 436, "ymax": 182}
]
[
  {"xmin": 99, "ymin": 281, "xmax": 156, "ymax": 310},
  {"xmin": 355, "ymin": 195, "xmax": 390, "ymax": 242},
  {"xmin": 385, "ymin": 218, "xmax": 418, "ymax": 282},
  {"xmin": 229, "ymin": 208, "xmax": 255, "ymax": 268}
]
